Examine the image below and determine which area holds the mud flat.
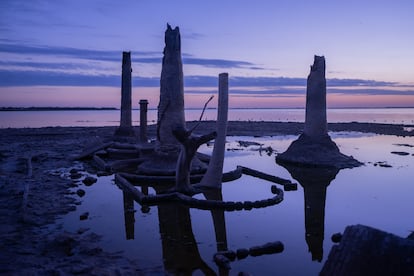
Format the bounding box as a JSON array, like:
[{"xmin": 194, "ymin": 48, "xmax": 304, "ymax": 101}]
[{"xmin": 0, "ymin": 121, "xmax": 413, "ymax": 274}]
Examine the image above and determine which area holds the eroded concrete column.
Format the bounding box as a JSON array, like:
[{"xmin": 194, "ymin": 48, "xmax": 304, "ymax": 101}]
[
  {"xmin": 139, "ymin": 99, "xmax": 148, "ymax": 143},
  {"xmin": 157, "ymin": 24, "xmax": 186, "ymax": 147},
  {"xmin": 303, "ymin": 55, "xmax": 327, "ymax": 138},
  {"xmin": 115, "ymin": 51, "xmax": 134, "ymax": 136}
]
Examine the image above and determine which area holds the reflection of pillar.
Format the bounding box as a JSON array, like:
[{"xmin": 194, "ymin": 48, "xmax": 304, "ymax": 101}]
[
  {"xmin": 157, "ymin": 203, "xmax": 215, "ymax": 275},
  {"xmin": 139, "ymin": 99, "xmax": 148, "ymax": 143},
  {"xmin": 279, "ymin": 165, "xmax": 339, "ymax": 262},
  {"xmin": 140, "ymin": 185, "xmax": 150, "ymax": 213},
  {"xmin": 203, "ymin": 188, "xmax": 229, "ymax": 276},
  {"xmin": 115, "ymin": 51, "xmax": 134, "ymax": 136},
  {"xmin": 122, "ymin": 190, "xmax": 135, "ymax": 240}
]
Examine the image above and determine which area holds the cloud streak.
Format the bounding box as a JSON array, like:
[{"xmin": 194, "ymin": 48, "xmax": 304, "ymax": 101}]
[
  {"xmin": 0, "ymin": 42, "xmax": 261, "ymax": 69},
  {"xmin": 1, "ymin": 70, "xmax": 414, "ymax": 97}
]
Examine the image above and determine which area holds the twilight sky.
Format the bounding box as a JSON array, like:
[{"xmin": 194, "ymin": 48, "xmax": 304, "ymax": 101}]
[{"xmin": 1, "ymin": 0, "xmax": 414, "ymax": 108}]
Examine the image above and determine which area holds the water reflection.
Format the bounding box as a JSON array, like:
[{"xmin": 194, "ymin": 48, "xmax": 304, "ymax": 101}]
[
  {"xmin": 279, "ymin": 164, "xmax": 340, "ymax": 262},
  {"xmin": 122, "ymin": 184, "xmax": 228, "ymax": 275}
]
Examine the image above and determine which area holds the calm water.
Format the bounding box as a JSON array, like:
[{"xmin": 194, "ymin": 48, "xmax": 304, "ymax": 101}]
[
  {"xmin": 1, "ymin": 108, "xmax": 414, "ymax": 128},
  {"xmin": 53, "ymin": 133, "xmax": 414, "ymax": 275}
]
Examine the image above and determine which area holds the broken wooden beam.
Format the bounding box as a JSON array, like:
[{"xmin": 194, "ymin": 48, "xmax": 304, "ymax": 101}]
[
  {"xmin": 238, "ymin": 166, "xmax": 297, "ymax": 190},
  {"xmin": 73, "ymin": 141, "xmax": 113, "ymax": 160}
]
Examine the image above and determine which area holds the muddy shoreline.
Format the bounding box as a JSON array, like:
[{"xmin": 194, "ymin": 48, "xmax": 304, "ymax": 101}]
[{"xmin": 1, "ymin": 121, "xmax": 413, "ymax": 274}]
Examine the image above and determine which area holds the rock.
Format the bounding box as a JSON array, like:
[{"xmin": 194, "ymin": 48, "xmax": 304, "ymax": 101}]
[
  {"xmin": 243, "ymin": 201, "xmax": 253, "ymax": 210},
  {"xmin": 70, "ymin": 172, "xmax": 82, "ymax": 179},
  {"xmin": 236, "ymin": 248, "xmax": 249, "ymax": 260},
  {"xmin": 69, "ymin": 168, "xmax": 78, "ymax": 174},
  {"xmin": 218, "ymin": 250, "xmax": 236, "ymax": 261},
  {"xmin": 76, "ymin": 189, "xmax": 85, "ymax": 197},
  {"xmin": 331, "ymin": 232, "xmax": 342, "ymax": 243},
  {"xmin": 391, "ymin": 151, "xmax": 410, "ymax": 156},
  {"xmin": 82, "ymin": 176, "xmax": 97, "ymax": 186},
  {"xmin": 80, "ymin": 212, "xmax": 89, "ymax": 220},
  {"xmin": 214, "ymin": 253, "xmax": 231, "ymax": 270},
  {"xmin": 249, "ymin": 241, "xmax": 284, "ymax": 256}
]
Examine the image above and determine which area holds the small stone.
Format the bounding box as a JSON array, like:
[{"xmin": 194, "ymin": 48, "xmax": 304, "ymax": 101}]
[
  {"xmin": 76, "ymin": 189, "xmax": 85, "ymax": 197},
  {"xmin": 214, "ymin": 254, "xmax": 231, "ymax": 270},
  {"xmin": 80, "ymin": 212, "xmax": 89, "ymax": 220},
  {"xmin": 331, "ymin": 232, "xmax": 342, "ymax": 243},
  {"xmin": 70, "ymin": 173, "xmax": 82, "ymax": 179},
  {"xmin": 69, "ymin": 168, "xmax": 78, "ymax": 174},
  {"xmin": 218, "ymin": 250, "xmax": 236, "ymax": 261},
  {"xmin": 236, "ymin": 248, "xmax": 249, "ymax": 260},
  {"xmin": 249, "ymin": 241, "xmax": 284, "ymax": 256},
  {"xmin": 82, "ymin": 176, "xmax": 97, "ymax": 186}
]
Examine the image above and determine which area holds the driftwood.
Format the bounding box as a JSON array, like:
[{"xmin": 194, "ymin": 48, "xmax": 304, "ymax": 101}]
[
  {"xmin": 106, "ymin": 148, "xmax": 139, "ymax": 159},
  {"xmin": 115, "ymin": 173, "xmax": 284, "ymax": 211},
  {"xmin": 110, "ymin": 158, "xmax": 146, "ymax": 172},
  {"xmin": 115, "ymin": 174, "xmax": 145, "ymax": 202},
  {"xmin": 26, "ymin": 156, "xmax": 33, "ymax": 178},
  {"xmin": 21, "ymin": 156, "xmax": 33, "ymax": 222},
  {"xmin": 119, "ymin": 166, "xmax": 242, "ymax": 186},
  {"xmin": 73, "ymin": 141, "xmax": 113, "ymax": 160},
  {"xmin": 238, "ymin": 166, "xmax": 297, "ymax": 190},
  {"xmin": 173, "ymin": 126, "xmax": 217, "ymax": 194},
  {"xmin": 112, "ymin": 142, "xmax": 138, "ymax": 149},
  {"xmin": 93, "ymin": 154, "xmax": 110, "ymax": 171}
]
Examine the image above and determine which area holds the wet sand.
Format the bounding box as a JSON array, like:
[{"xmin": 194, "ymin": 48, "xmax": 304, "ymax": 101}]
[{"xmin": 0, "ymin": 121, "xmax": 413, "ymax": 274}]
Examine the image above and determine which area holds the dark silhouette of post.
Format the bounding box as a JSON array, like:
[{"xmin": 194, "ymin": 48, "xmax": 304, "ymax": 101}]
[
  {"xmin": 304, "ymin": 55, "xmax": 327, "ymax": 138},
  {"xmin": 139, "ymin": 99, "xmax": 148, "ymax": 143},
  {"xmin": 157, "ymin": 24, "xmax": 186, "ymax": 147},
  {"xmin": 115, "ymin": 51, "xmax": 134, "ymax": 136},
  {"xmin": 276, "ymin": 55, "xmax": 362, "ymax": 169}
]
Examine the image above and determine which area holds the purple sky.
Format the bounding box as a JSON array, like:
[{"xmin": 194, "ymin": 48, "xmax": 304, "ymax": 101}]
[{"xmin": 1, "ymin": 0, "xmax": 414, "ymax": 108}]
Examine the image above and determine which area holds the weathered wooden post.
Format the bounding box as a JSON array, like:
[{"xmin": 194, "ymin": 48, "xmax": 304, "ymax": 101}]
[
  {"xmin": 115, "ymin": 51, "xmax": 134, "ymax": 136},
  {"xmin": 139, "ymin": 99, "xmax": 148, "ymax": 143},
  {"xmin": 304, "ymin": 55, "xmax": 328, "ymax": 138},
  {"xmin": 157, "ymin": 24, "xmax": 186, "ymax": 148},
  {"xmin": 197, "ymin": 73, "xmax": 229, "ymax": 189}
]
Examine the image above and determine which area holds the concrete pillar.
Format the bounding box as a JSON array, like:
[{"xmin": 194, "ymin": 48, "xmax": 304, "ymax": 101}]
[
  {"xmin": 115, "ymin": 51, "xmax": 134, "ymax": 136},
  {"xmin": 303, "ymin": 55, "xmax": 328, "ymax": 138},
  {"xmin": 139, "ymin": 99, "xmax": 148, "ymax": 143}
]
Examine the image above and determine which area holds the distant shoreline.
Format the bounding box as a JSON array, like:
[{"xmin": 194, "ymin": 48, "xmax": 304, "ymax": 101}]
[
  {"xmin": 1, "ymin": 106, "xmax": 414, "ymax": 112},
  {"xmin": 0, "ymin": 107, "xmax": 117, "ymax": 111}
]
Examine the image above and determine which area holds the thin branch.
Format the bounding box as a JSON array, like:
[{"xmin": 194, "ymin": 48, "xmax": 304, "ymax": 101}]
[{"xmin": 189, "ymin": 95, "xmax": 214, "ymax": 133}]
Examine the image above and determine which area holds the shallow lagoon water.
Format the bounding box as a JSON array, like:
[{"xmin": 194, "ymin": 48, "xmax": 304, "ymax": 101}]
[{"xmin": 56, "ymin": 132, "xmax": 414, "ymax": 275}]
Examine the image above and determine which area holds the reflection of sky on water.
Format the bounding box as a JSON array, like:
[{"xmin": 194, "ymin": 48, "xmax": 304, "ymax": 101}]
[{"xmin": 55, "ymin": 132, "xmax": 414, "ymax": 275}]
